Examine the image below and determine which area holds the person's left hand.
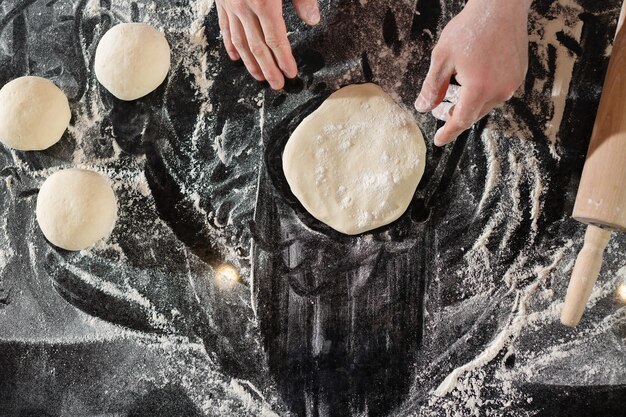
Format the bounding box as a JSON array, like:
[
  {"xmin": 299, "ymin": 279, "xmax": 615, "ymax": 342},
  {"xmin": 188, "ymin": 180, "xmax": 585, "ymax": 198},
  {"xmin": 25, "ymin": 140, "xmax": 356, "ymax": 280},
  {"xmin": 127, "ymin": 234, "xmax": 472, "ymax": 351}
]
[{"xmin": 415, "ymin": 0, "xmax": 531, "ymax": 146}]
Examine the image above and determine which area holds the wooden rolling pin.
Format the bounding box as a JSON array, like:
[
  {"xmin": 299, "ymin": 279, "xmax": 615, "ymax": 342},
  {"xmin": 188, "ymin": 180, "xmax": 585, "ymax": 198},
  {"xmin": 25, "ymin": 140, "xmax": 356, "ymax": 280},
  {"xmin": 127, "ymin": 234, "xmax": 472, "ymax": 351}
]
[{"xmin": 561, "ymin": 1, "xmax": 626, "ymax": 327}]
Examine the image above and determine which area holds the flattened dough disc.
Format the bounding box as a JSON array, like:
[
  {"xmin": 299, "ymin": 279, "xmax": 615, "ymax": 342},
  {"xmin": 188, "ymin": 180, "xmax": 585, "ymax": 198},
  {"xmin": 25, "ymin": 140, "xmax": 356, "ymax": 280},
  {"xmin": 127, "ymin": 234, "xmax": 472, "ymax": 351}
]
[{"xmin": 283, "ymin": 83, "xmax": 426, "ymax": 235}]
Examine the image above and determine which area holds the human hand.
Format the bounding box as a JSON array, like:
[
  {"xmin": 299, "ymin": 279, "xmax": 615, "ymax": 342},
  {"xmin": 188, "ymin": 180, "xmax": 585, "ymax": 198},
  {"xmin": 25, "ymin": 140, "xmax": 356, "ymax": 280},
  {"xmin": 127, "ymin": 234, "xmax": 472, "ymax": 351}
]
[
  {"xmin": 415, "ymin": 0, "xmax": 531, "ymax": 146},
  {"xmin": 216, "ymin": 0, "xmax": 321, "ymax": 90}
]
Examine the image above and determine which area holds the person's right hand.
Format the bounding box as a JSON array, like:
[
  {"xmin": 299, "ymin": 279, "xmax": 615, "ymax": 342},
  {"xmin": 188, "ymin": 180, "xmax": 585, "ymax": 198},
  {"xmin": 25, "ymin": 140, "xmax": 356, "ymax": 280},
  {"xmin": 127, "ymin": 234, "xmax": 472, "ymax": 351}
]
[
  {"xmin": 415, "ymin": 0, "xmax": 530, "ymax": 146},
  {"xmin": 216, "ymin": 0, "xmax": 321, "ymax": 90}
]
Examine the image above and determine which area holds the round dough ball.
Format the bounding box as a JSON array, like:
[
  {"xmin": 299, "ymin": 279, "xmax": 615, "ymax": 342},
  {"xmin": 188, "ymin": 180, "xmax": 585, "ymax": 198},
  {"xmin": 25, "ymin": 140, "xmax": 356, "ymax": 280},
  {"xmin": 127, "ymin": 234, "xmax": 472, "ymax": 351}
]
[
  {"xmin": 95, "ymin": 23, "xmax": 171, "ymax": 100},
  {"xmin": 36, "ymin": 168, "xmax": 118, "ymax": 251},
  {"xmin": 0, "ymin": 76, "xmax": 71, "ymax": 151},
  {"xmin": 283, "ymin": 83, "xmax": 426, "ymax": 235}
]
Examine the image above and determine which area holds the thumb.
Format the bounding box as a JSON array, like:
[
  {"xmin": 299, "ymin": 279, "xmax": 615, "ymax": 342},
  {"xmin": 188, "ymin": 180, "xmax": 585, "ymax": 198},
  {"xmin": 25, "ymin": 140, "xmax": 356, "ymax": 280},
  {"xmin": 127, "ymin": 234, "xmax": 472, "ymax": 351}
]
[
  {"xmin": 415, "ymin": 49, "xmax": 453, "ymax": 113},
  {"xmin": 292, "ymin": 0, "xmax": 321, "ymax": 26}
]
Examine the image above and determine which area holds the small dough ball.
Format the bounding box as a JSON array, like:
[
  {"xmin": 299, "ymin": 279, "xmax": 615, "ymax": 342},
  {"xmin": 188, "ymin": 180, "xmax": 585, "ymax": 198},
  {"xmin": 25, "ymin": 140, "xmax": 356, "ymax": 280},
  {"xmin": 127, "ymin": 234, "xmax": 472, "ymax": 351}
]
[
  {"xmin": 36, "ymin": 168, "xmax": 118, "ymax": 251},
  {"xmin": 0, "ymin": 76, "xmax": 71, "ymax": 151},
  {"xmin": 95, "ymin": 23, "xmax": 171, "ymax": 100},
  {"xmin": 283, "ymin": 83, "xmax": 426, "ymax": 235}
]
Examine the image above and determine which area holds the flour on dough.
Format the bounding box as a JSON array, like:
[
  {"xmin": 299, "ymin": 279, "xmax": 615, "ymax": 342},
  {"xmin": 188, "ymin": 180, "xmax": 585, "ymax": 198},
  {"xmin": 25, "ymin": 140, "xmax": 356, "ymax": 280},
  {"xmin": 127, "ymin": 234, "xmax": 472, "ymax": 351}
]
[{"xmin": 282, "ymin": 83, "xmax": 426, "ymax": 235}]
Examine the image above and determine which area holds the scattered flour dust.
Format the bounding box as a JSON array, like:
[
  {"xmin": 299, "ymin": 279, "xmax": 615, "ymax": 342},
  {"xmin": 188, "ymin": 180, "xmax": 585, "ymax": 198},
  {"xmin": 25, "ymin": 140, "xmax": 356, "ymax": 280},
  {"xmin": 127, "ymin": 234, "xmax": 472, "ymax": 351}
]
[
  {"xmin": 229, "ymin": 380, "xmax": 281, "ymax": 417},
  {"xmin": 0, "ymin": 209, "xmax": 12, "ymax": 271},
  {"xmin": 476, "ymin": 129, "xmax": 501, "ymax": 214},
  {"xmin": 527, "ymin": 151, "xmax": 545, "ymax": 232},
  {"xmin": 189, "ymin": 0, "xmax": 216, "ymax": 94},
  {"xmin": 3, "ymin": 1, "xmax": 621, "ymax": 415},
  {"xmin": 61, "ymin": 259, "xmax": 174, "ymax": 332},
  {"xmin": 461, "ymin": 126, "xmax": 546, "ymax": 296},
  {"xmin": 0, "ymin": 247, "xmax": 13, "ymax": 272},
  {"xmin": 429, "ymin": 242, "xmax": 573, "ymax": 416},
  {"xmin": 528, "ymin": 0, "xmax": 585, "ymax": 159},
  {"xmin": 186, "ymin": 0, "xmax": 216, "ymax": 149},
  {"xmin": 188, "ymin": 189, "xmax": 246, "ymax": 270}
]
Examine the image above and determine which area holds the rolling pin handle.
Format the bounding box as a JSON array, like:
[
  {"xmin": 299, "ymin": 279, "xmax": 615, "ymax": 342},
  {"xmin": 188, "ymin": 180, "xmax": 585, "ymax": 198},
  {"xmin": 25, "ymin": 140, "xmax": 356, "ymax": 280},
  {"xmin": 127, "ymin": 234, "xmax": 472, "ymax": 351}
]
[{"xmin": 560, "ymin": 225, "xmax": 612, "ymax": 327}]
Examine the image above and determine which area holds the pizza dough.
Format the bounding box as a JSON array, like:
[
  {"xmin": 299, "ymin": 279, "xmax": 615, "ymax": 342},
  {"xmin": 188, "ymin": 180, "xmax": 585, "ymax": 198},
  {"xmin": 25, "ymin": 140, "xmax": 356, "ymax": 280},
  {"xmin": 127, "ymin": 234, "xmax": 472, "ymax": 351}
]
[
  {"xmin": 283, "ymin": 83, "xmax": 426, "ymax": 235},
  {"xmin": 36, "ymin": 169, "xmax": 118, "ymax": 251},
  {"xmin": 0, "ymin": 76, "xmax": 71, "ymax": 151},
  {"xmin": 95, "ymin": 23, "xmax": 171, "ymax": 100}
]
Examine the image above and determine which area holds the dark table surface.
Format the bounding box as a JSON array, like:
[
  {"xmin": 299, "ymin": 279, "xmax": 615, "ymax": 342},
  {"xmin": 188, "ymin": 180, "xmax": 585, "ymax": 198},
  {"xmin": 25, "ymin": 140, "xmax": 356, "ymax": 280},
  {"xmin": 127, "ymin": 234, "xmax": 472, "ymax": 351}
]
[{"xmin": 1, "ymin": 0, "xmax": 625, "ymax": 416}]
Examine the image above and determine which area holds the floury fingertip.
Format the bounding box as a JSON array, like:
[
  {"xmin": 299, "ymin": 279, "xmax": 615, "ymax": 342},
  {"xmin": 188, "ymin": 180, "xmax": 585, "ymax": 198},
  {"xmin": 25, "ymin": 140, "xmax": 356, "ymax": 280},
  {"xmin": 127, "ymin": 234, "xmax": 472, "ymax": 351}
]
[
  {"xmin": 414, "ymin": 94, "xmax": 429, "ymax": 112},
  {"xmin": 307, "ymin": 5, "xmax": 321, "ymax": 25},
  {"xmin": 433, "ymin": 126, "xmax": 451, "ymax": 147}
]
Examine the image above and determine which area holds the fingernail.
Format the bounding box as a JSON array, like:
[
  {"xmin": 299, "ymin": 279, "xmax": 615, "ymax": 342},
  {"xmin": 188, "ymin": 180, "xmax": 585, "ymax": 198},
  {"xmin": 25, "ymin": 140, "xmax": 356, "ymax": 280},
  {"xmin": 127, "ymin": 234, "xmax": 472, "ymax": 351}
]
[
  {"xmin": 307, "ymin": 5, "xmax": 320, "ymax": 25},
  {"xmin": 415, "ymin": 94, "xmax": 429, "ymax": 113},
  {"xmin": 285, "ymin": 67, "xmax": 298, "ymax": 79},
  {"xmin": 433, "ymin": 127, "xmax": 447, "ymax": 147}
]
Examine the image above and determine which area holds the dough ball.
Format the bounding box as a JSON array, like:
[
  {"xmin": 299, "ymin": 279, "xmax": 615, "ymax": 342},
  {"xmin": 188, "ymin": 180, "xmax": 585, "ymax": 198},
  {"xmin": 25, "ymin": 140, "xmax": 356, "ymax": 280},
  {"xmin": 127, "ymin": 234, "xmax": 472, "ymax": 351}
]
[
  {"xmin": 0, "ymin": 76, "xmax": 71, "ymax": 151},
  {"xmin": 283, "ymin": 83, "xmax": 426, "ymax": 235},
  {"xmin": 36, "ymin": 168, "xmax": 118, "ymax": 251},
  {"xmin": 95, "ymin": 23, "xmax": 171, "ymax": 101}
]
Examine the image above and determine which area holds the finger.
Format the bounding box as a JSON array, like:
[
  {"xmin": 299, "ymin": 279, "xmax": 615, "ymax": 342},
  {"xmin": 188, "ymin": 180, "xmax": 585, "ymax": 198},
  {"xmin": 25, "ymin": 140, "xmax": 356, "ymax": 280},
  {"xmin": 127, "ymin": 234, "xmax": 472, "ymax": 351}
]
[
  {"xmin": 239, "ymin": 12, "xmax": 286, "ymax": 90},
  {"xmin": 477, "ymin": 100, "xmax": 498, "ymax": 120},
  {"xmin": 415, "ymin": 49, "xmax": 454, "ymax": 113},
  {"xmin": 292, "ymin": 0, "xmax": 321, "ymax": 25},
  {"xmin": 434, "ymin": 87, "xmax": 484, "ymax": 146},
  {"xmin": 216, "ymin": 3, "xmax": 240, "ymax": 60},
  {"xmin": 229, "ymin": 15, "xmax": 265, "ymax": 82},
  {"xmin": 253, "ymin": 1, "xmax": 298, "ymax": 78}
]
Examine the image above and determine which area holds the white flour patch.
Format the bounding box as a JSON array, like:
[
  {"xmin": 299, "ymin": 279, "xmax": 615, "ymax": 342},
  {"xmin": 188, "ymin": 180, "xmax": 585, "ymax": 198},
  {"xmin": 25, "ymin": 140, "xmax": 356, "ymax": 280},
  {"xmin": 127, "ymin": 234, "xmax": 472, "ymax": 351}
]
[
  {"xmin": 528, "ymin": 0, "xmax": 585, "ymax": 159},
  {"xmin": 476, "ymin": 129, "xmax": 501, "ymax": 214},
  {"xmin": 0, "ymin": 247, "xmax": 13, "ymax": 271}
]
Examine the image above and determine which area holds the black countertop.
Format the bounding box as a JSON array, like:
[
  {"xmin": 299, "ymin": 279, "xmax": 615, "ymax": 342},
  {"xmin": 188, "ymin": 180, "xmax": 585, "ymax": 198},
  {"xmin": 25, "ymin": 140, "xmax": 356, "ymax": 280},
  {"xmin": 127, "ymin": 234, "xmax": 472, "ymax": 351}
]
[{"xmin": 1, "ymin": 0, "xmax": 625, "ymax": 416}]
